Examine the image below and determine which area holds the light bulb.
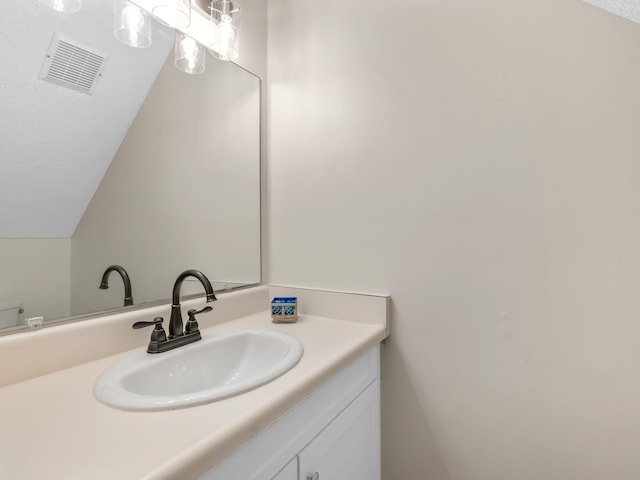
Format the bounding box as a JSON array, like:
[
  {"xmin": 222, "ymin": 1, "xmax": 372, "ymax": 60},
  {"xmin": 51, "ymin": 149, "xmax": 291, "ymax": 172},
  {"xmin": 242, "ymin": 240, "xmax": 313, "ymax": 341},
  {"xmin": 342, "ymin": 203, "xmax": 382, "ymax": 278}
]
[
  {"xmin": 122, "ymin": 5, "xmax": 144, "ymax": 45},
  {"xmin": 175, "ymin": 32, "xmax": 205, "ymax": 74},
  {"xmin": 114, "ymin": 0, "xmax": 152, "ymax": 48},
  {"xmin": 208, "ymin": 0, "xmax": 241, "ymax": 61},
  {"xmin": 181, "ymin": 37, "xmax": 198, "ymax": 70},
  {"xmin": 217, "ymin": 15, "xmax": 234, "ymax": 59},
  {"xmin": 39, "ymin": 0, "xmax": 82, "ymax": 13}
]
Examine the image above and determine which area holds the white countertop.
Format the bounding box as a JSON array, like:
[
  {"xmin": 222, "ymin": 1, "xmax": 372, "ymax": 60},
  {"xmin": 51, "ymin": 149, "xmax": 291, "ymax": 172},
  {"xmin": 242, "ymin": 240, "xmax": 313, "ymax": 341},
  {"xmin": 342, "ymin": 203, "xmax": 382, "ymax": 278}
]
[{"xmin": 0, "ymin": 310, "xmax": 386, "ymax": 479}]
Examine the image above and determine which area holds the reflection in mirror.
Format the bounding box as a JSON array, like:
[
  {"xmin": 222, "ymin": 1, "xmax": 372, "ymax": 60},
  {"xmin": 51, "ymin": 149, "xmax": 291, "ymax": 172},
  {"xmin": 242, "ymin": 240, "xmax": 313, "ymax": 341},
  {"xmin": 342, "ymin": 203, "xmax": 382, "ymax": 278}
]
[
  {"xmin": 0, "ymin": 1, "xmax": 260, "ymax": 334},
  {"xmin": 99, "ymin": 265, "xmax": 134, "ymax": 307}
]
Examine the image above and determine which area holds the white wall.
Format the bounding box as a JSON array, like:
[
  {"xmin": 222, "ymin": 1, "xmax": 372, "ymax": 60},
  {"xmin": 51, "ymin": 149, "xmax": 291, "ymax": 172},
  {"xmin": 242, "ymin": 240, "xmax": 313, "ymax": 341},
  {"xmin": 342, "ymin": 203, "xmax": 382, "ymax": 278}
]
[
  {"xmin": 267, "ymin": 0, "xmax": 640, "ymax": 478},
  {"xmin": 237, "ymin": 0, "xmax": 267, "ymax": 78},
  {"xmin": 0, "ymin": 239, "xmax": 70, "ymax": 323}
]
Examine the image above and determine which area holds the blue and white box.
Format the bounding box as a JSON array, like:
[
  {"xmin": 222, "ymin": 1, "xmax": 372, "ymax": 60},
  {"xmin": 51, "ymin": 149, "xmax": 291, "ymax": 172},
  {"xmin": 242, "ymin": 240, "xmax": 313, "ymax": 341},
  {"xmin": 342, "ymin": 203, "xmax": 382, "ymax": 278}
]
[{"xmin": 271, "ymin": 297, "xmax": 298, "ymax": 323}]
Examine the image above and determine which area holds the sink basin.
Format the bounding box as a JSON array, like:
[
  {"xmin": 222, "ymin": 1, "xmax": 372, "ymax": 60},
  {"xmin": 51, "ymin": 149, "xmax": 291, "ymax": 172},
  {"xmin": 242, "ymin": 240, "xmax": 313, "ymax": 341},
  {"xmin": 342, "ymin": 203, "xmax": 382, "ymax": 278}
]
[{"xmin": 94, "ymin": 329, "xmax": 303, "ymax": 411}]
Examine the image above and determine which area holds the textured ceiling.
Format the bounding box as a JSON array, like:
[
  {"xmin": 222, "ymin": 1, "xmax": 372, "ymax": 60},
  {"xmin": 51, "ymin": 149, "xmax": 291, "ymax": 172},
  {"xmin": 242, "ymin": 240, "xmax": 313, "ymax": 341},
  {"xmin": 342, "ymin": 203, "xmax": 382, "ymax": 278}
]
[
  {"xmin": 583, "ymin": 0, "xmax": 640, "ymax": 24},
  {"xmin": 0, "ymin": 0, "xmax": 172, "ymax": 237}
]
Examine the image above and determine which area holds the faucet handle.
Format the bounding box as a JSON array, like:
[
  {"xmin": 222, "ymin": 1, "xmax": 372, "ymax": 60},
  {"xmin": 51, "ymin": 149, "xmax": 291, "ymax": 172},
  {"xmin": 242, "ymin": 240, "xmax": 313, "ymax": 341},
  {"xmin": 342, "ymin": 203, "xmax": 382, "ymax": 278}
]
[
  {"xmin": 185, "ymin": 306, "xmax": 212, "ymax": 334},
  {"xmin": 132, "ymin": 317, "xmax": 163, "ymax": 329},
  {"xmin": 187, "ymin": 306, "xmax": 213, "ymax": 317},
  {"xmin": 132, "ymin": 317, "xmax": 167, "ymax": 343}
]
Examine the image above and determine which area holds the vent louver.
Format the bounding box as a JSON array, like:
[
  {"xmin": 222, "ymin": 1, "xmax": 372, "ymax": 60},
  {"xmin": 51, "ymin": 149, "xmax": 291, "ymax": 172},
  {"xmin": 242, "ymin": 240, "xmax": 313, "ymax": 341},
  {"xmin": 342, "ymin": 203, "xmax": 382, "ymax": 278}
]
[{"xmin": 39, "ymin": 34, "xmax": 107, "ymax": 94}]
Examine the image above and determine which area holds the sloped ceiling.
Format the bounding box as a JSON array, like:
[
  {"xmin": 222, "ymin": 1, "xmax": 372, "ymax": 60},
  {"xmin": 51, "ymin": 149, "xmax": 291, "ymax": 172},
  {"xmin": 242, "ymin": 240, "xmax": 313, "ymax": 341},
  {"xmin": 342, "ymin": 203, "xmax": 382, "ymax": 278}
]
[{"xmin": 0, "ymin": 0, "xmax": 172, "ymax": 237}]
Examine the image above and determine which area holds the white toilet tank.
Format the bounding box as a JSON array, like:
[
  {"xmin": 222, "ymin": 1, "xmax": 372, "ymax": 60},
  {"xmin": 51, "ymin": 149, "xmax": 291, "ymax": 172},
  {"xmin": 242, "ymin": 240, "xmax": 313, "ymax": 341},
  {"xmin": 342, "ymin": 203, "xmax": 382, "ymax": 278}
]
[{"xmin": 0, "ymin": 301, "xmax": 22, "ymax": 329}]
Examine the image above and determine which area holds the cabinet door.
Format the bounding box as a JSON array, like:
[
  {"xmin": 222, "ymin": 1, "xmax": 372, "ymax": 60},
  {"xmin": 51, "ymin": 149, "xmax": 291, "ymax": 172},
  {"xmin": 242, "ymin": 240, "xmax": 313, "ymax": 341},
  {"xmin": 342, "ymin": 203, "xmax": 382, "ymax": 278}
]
[
  {"xmin": 298, "ymin": 382, "xmax": 380, "ymax": 480},
  {"xmin": 271, "ymin": 457, "xmax": 298, "ymax": 480}
]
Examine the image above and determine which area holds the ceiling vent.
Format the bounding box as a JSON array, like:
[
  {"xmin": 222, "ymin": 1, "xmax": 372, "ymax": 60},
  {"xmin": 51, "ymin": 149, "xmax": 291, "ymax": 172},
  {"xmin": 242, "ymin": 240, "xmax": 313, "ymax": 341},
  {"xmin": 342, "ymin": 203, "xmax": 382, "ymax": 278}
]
[{"xmin": 39, "ymin": 34, "xmax": 107, "ymax": 95}]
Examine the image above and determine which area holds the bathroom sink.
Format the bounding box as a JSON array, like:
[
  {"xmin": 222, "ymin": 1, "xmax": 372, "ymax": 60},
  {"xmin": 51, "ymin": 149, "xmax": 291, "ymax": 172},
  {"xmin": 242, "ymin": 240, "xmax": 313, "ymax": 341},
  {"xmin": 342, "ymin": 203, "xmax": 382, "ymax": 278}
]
[{"xmin": 94, "ymin": 329, "xmax": 303, "ymax": 411}]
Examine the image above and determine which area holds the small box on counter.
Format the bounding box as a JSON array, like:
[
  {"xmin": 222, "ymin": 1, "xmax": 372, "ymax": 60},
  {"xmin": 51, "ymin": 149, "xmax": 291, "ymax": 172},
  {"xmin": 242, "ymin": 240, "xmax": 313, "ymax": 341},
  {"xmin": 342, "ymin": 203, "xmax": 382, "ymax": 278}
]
[{"xmin": 271, "ymin": 297, "xmax": 298, "ymax": 323}]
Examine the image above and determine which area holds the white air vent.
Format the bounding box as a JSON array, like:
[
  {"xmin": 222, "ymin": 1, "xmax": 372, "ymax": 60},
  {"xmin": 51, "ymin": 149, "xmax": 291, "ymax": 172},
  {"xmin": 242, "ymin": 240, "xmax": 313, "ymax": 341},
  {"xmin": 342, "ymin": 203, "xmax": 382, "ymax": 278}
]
[{"xmin": 39, "ymin": 34, "xmax": 107, "ymax": 94}]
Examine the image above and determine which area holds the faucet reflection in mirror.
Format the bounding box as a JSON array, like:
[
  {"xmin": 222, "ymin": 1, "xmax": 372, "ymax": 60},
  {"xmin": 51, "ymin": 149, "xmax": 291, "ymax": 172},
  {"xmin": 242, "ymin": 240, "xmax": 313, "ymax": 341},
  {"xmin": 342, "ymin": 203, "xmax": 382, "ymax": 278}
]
[{"xmin": 99, "ymin": 265, "xmax": 134, "ymax": 307}]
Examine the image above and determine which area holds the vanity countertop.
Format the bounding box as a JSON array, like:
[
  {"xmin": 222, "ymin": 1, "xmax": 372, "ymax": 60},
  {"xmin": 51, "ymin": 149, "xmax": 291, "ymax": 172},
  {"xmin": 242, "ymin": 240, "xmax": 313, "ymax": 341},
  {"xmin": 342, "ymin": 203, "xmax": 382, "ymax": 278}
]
[{"xmin": 0, "ymin": 310, "xmax": 386, "ymax": 479}]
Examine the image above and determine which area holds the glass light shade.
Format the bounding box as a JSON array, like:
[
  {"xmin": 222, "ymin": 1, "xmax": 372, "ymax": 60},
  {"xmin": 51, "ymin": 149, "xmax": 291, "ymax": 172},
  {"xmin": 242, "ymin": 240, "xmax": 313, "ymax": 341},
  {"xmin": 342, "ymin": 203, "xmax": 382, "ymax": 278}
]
[
  {"xmin": 208, "ymin": 0, "xmax": 241, "ymax": 61},
  {"xmin": 152, "ymin": 0, "xmax": 191, "ymax": 29},
  {"xmin": 175, "ymin": 32, "xmax": 205, "ymax": 74},
  {"xmin": 39, "ymin": 0, "xmax": 82, "ymax": 13},
  {"xmin": 114, "ymin": 0, "xmax": 152, "ymax": 49}
]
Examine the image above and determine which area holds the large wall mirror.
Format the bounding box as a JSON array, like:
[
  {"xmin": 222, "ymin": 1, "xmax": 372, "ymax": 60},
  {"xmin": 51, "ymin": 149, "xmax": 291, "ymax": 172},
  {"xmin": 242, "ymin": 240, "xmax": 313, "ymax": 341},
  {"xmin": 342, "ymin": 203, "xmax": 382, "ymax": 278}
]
[{"xmin": 0, "ymin": 1, "xmax": 261, "ymax": 335}]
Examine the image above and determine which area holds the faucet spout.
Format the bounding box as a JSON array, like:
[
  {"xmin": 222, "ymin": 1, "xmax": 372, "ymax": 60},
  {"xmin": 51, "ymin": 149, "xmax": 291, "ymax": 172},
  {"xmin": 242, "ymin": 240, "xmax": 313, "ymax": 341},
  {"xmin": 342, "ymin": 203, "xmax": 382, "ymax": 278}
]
[
  {"xmin": 99, "ymin": 265, "xmax": 134, "ymax": 306},
  {"xmin": 169, "ymin": 269, "xmax": 217, "ymax": 338}
]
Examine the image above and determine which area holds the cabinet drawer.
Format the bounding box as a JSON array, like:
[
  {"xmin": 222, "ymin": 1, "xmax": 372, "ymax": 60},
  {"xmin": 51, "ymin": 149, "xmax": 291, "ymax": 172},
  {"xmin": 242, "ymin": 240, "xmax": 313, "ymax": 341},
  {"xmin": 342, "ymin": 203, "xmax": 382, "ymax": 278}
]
[{"xmin": 298, "ymin": 381, "xmax": 380, "ymax": 480}]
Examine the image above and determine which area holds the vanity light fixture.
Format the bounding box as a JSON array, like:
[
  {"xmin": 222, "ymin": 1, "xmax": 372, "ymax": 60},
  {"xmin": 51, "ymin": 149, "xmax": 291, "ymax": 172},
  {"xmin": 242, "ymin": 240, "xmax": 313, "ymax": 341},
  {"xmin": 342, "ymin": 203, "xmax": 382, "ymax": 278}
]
[
  {"xmin": 39, "ymin": 0, "xmax": 82, "ymax": 13},
  {"xmin": 208, "ymin": 0, "xmax": 241, "ymax": 61},
  {"xmin": 152, "ymin": 0, "xmax": 191, "ymax": 29},
  {"xmin": 175, "ymin": 31, "xmax": 205, "ymax": 74},
  {"xmin": 44, "ymin": 0, "xmax": 242, "ymax": 71},
  {"xmin": 114, "ymin": 0, "xmax": 153, "ymax": 48},
  {"xmin": 115, "ymin": 0, "xmax": 244, "ymax": 65}
]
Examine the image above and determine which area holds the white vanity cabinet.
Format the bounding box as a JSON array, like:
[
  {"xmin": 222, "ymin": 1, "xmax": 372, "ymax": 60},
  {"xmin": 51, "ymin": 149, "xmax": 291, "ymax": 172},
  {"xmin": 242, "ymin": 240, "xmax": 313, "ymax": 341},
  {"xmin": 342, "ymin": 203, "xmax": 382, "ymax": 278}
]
[
  {"xmin": 200, "ymin": 346, "xmax": 381, "ymax": 480},
  {"xmin": 296, "ymin": 380, "xmax": 380, "ymax": 480},
  {"xmin": 271, "ymin": 458, "xmax": 297, "ymax": 480}
]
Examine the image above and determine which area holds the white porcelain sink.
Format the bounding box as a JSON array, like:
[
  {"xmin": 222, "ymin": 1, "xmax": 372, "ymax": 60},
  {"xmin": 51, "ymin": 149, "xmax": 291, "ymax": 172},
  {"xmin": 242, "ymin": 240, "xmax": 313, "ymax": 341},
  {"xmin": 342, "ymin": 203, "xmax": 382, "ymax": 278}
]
[{"xmin": 94, "ymin": 329, "xmax": 303, "ymax": 411}]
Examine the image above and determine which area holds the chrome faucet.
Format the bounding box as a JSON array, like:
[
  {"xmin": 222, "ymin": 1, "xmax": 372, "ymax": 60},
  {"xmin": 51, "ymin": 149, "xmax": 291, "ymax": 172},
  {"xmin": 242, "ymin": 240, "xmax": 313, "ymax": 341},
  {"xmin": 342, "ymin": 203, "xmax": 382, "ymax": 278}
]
[
  {"xmin": 132, "ymin": 269, "xmax": 217, "ymax": 353},
  {"xmin": 99, "ymin": 265, "xmax": 134, "ymax": 306}
]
